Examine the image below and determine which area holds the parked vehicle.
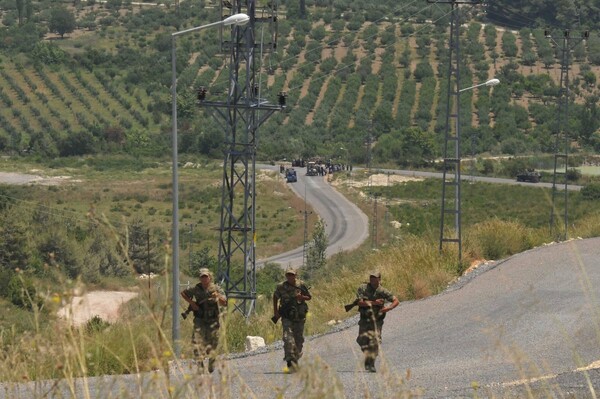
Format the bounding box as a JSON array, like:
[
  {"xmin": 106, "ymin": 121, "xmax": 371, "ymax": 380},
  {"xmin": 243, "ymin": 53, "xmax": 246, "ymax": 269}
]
[
  {"xmin": 516, "ymin": 169, "xmax": 541, "ymax": 183},
  {"xmin": 285, "ymin": 168, "xmax": 297, "ymax": 183}
]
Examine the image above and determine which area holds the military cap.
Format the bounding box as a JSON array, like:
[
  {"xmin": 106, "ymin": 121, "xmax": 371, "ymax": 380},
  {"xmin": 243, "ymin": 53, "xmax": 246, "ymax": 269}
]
[
  {"xmin": 285, "ymin": 267, "xmax": 297, "ymax": 275},
  {"xmin": 369, "ymin": 270, "xmax": 381, "ymax": 278},
  {"xmin": 199, "ymin": 268, "xmax": 211, "ymax": 277}
]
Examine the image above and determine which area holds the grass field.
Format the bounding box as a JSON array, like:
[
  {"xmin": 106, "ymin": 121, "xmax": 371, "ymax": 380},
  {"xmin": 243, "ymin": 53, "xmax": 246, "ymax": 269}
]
[
  {"xmin": 2, "ymin": 157, "xmax": 600, "ymax": 382},
  {"xmin": 539, "ymin": 166, "xmax": 600, "ymax": 176}
]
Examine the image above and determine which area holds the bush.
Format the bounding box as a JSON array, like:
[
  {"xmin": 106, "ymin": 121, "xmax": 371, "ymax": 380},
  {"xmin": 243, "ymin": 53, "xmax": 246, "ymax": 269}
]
[
  {"xmin": 85, "ymin": 315, "xmax": 111, "ymax": 334},
  {"xmin": 465, "ymin": 219, "xmax": 539, "ymax": 260},
  {"xmin": 566, "ymin": 167, "xmax": 582, "ymax": 182},
  {"xmin": 7, "ymin": 273, "xmax": 42, "ymax": 310},
  {"xmin": 581, "ymin": 183, "xmax": 600, "ymax": 200},
  {"xmin": 188, "ymin": 246, "xmax": 217, "ymax": 277}
]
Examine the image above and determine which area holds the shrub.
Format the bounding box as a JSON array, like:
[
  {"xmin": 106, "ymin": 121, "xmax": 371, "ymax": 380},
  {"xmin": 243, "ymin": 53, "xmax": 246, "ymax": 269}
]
[
  {"xmin": 465, "ymin": 219, "xmax": 537, "ymax": 259},
  {"xmin": 188, "ymin": 246, "xmax": 217, "ymax": 277},
  {"xmin": 581, "ymin": 183, "xmax": 600, "ymax": 200},
  {"xmin": 566, "ymin": 167, "xmax": 582, "ymax": 182},
  {"xmin": 85, "ymin": 315, "xmax": 111, "ymax": 334},
  {"xmin": 465, "ymin": 219, "xmax": 539, "ymax": 260},
  {"xmin": 7, "ymin": 273, "xmax": 42, "ymax": 310}
]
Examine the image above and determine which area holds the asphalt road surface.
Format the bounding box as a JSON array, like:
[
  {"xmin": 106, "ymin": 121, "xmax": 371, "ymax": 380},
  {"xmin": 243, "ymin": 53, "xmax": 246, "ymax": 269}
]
[
  {"xmin": 218, "ymin": 236, "xmax": 600, "ymax": 398},
  {"xmin": 5, "ymin": 237, "xmax": 600, "ymax": 398},
  {"xmin": 257, "ymin": 165, "xmax": 369, "ymax": 268}
]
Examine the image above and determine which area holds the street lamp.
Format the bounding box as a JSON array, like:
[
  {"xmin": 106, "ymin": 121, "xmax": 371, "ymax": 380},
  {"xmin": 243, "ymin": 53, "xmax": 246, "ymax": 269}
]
[
  {"xmin": 170, "ymin": 13, "xmax": 249, "ymax": 356},
  {"xmin": 459, "ymin": 78, "xmax": 499, "ymax": 93},
  {"xmin": 460, "ymin": 79, "xmax": 500, "ymax": 182},
  {"xmin": 339, "ymin": 146, "xmax": 348, "ymax": 166},
  {"xmin": 441, "ymin": 77, "xmax": 499, "ymax": 260},
  {"xmin": 440, "ymin": 78, "xmax": 500, "ymax": 260},
  {"xmin": 340, "ymin": 146, "xmax": 353, "ymax": 182}
]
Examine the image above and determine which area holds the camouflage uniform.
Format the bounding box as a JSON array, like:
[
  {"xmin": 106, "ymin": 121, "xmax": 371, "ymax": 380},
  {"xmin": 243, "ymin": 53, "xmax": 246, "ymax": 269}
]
[
  {"xmin": 274, "ymin": 280, "xmax": 310, "ymax": 364},
  {"xmin": 356, "ymin": 282, "xmax": 395, "ymax": 367},
  {"xmin": 182, "ymin": 282, "xmax": 225, "ymax": 371}
]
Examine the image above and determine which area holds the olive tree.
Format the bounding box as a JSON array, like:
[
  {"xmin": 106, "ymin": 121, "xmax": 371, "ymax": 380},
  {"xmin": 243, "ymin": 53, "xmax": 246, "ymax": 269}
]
[{"xmin": 49, "ymin": 6, "xmax": 76, "ymax": 38}]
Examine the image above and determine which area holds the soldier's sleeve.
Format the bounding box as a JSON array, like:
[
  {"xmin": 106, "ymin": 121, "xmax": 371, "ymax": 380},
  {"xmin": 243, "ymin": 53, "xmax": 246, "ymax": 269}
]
[
  {"xmin": 381, "ymin": 287, "xmax": 395, "ymax": 303},
  {"xmin": 182, "ymin": 287, "xmax": 194, "ymax": 299},
  {"xmin": 273, "ymin": 283, "xmax": 283, "ymax": 299},
  {"xmin": 356, "ymin": 284, "xmax": 366, "ymax": 300},
  {"xmin": 216, "ymin": 285, "xmax": 226, "ymax": 297},
  {"xmin": 301, "ymin": 283, "xmax": 312, "ymax": 299}
]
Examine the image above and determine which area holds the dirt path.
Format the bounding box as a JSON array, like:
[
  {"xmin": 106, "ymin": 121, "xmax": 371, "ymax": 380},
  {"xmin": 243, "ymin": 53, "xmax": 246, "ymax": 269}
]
[
  {"xmin": 0, "ymin": 171, "xmax": 80, "ymax": 185},
  {"xmin": 57, "ymin": 291, "xmax": 139, "ymax": 327}
]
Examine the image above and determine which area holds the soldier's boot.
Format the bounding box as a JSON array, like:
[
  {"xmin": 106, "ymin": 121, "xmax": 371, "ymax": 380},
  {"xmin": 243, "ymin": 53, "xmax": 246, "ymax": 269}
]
[
  {"xmin": 368, "ymin": 359, "xmax": 376, "ymax": 373},
  {"xmin": 286, "ymin": 360, "xmax": 298, "ymax": 373},
  {"xmin": 208, "ymin": 358, "xmax": 216, "ymax": 373},
  {"xmin": 364, "ymin": 356, "xmax": 376, "ymax": 373}
]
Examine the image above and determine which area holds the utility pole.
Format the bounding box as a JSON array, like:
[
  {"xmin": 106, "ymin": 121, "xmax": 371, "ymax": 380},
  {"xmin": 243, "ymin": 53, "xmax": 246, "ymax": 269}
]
[
  {"xmin": 430, "ymin": 0, "xmax": 481, "ymax": 261},
  {"xmin": 146, "ymin": 228, "xmax": 151, "ymax": 301},
  {"xmin": 301, "ymin": 185, "xmax": 313, "ymax": 268},
  {"xmin": 372, "ymin": 193, "xmax": 380, "ymax": 249},
  {"xmin": 199, "ymin": 0, "xmax": 284, "ymax": 317},
  {"xmin": 187, "ymin": 223, "xmax": 194, "ymax": 272},
  {"xmin": 546, "ymin": 29, "xmax": 588, "ymax": 241},
  {"xmin": 365, "ymin": 121, "xmax": 373, "ymax": 170}
]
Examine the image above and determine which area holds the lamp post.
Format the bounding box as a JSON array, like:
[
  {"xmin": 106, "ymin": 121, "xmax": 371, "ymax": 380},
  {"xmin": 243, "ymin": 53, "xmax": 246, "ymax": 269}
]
[
  {"xmin": 340, "ymin": 146, "xmax": 352, "ymax": 184},
  {"xmin": 460, "ymin": 79, "xmax": 499, "ymax": 181},
  {"xmin": 440, "ymin": 78, "xmax": 499, "ymax": 260},
  {"xmin": 170, "ymin": 13, "xmax": 249, "ymax": 356},
  {"xmin": 458, "ymin": 78, "xmax": 499, "ymax": 93}
]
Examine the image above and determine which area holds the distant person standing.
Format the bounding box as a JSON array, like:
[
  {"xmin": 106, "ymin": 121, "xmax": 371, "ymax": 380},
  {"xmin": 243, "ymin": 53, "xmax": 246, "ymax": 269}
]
[
  {"xmin": 272, "ymin": 268, "xmax": 312, "ymax": 372},
  {"xmin": 181, "ymin": 268, "xmax": 227, "ymax": 373},
  {"xmin": 356, "ymin": 270, "xmax": 399, "ymax": 372}
]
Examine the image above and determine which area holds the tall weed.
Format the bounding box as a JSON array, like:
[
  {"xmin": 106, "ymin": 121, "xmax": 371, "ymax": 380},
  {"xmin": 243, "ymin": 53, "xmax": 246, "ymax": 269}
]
[{"xmin": 464, "ymin": 218, "xmax": 546, "ymax": 260}]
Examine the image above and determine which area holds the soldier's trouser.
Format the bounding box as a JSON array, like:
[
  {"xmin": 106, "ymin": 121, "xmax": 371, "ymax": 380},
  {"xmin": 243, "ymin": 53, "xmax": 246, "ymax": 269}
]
[
  {"xmin": 356, "ymin": 318, "xmax": 384, "ymax": 361},
  {"xmin": 192, "ymin": 319, "xmax": 219, "ymax": 363},
  {"xmin": 282, "ymin": 317, "xmax": 305, "ymax": 362}
]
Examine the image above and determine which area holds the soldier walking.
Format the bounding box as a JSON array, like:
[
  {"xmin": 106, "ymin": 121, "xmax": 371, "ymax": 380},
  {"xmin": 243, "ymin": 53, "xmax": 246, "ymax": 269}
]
[
  {"xmin": 181, "ymin": 268, "xmax": 227, "ymax": 373},
  {"xmin": 272, "ymin": 268, "xmax": 311, "ymax": 372},
  {"xmin": 356, "ymin": 270, "xmax": 399, "ymax": 372}
]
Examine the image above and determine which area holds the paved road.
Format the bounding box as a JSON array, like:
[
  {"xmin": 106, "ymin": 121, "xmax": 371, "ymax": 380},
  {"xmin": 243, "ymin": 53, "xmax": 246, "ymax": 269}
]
[
  {"xmin": 219, "ymin": 237, "xmax": 600, "ymax": 398},
  {"xmin": 256, "ymin": 165, "xmax": 369, "ymax": 268},
  {"xmin": 5, "ymin": 237, "xmax": 600, "ymax": 398}
]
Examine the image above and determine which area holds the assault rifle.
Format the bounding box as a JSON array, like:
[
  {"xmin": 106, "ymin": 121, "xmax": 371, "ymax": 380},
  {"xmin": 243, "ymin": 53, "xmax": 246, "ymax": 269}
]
[
  {"xmin": 344, "ymin": 297, "xmax": 383, "ymax": 312},
  {"xmin": 344, "ymin": 298, "xmax": 360, "ymax": 312},
  {"xmin": 271, "ymin": 283, "xmax": 311, "ymax": 324},
  {"xmin": 180, "ymin": 291, "xmax": 217, "ymax": 319}
]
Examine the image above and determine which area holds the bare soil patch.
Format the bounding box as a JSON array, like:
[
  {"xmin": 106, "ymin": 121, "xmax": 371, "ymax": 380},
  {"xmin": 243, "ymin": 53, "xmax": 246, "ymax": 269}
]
[
  {"xmin": 57, "ymin": 291, "xmax": 139, "ymax": 327},
  {"xmin": 333, "ymin": 173, "xmax": 423, "ymax": 188},
  {"xmin": 0, "ymin": 171, "xmax": 81, "ymax": 185}
]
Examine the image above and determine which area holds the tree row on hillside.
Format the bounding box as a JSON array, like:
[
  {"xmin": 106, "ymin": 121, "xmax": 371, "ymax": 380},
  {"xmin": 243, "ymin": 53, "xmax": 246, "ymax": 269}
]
[{"xmin": 1, "ymin": 0, "xmax": 600, "ymax": 163}]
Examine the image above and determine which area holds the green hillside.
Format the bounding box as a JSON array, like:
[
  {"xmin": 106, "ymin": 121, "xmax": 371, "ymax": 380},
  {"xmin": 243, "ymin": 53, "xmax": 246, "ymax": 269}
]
[{"xmin": 1, "ymin": 0, "xmax": 599, "ymax": 165}]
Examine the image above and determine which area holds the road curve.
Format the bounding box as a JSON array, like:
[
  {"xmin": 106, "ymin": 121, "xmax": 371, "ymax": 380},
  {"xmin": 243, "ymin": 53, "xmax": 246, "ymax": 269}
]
[
  {"xmin": 6, "ymin": 237, "xmax": 600, "ymax": 398},
  {"xmin": 213, "ymin": 236, "xmax": 600, "ymax": 398},
  {"xmin": 256, "ymin": 165, "xmax": 369, "ymax": 268}
]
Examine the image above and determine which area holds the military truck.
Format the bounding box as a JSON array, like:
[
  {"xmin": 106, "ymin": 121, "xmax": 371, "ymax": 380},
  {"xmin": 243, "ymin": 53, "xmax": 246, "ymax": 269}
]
[
  {"xmin": 516, "ymin": 169, "xmax": 541, "ymax": 183},
  {"xmin": 306, "ymin": 161, "xmax": 319, "ymax": 176}
]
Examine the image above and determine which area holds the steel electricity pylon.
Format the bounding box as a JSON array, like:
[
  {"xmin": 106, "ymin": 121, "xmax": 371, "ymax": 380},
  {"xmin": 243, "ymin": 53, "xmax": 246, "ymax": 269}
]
[
  {"xmin": 198, "ymin": 0, "xmax": 283, "ymax": 317},
  {"xmin": 546, "ymin": 29, "xmax": 588, "ymax": 241}
]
